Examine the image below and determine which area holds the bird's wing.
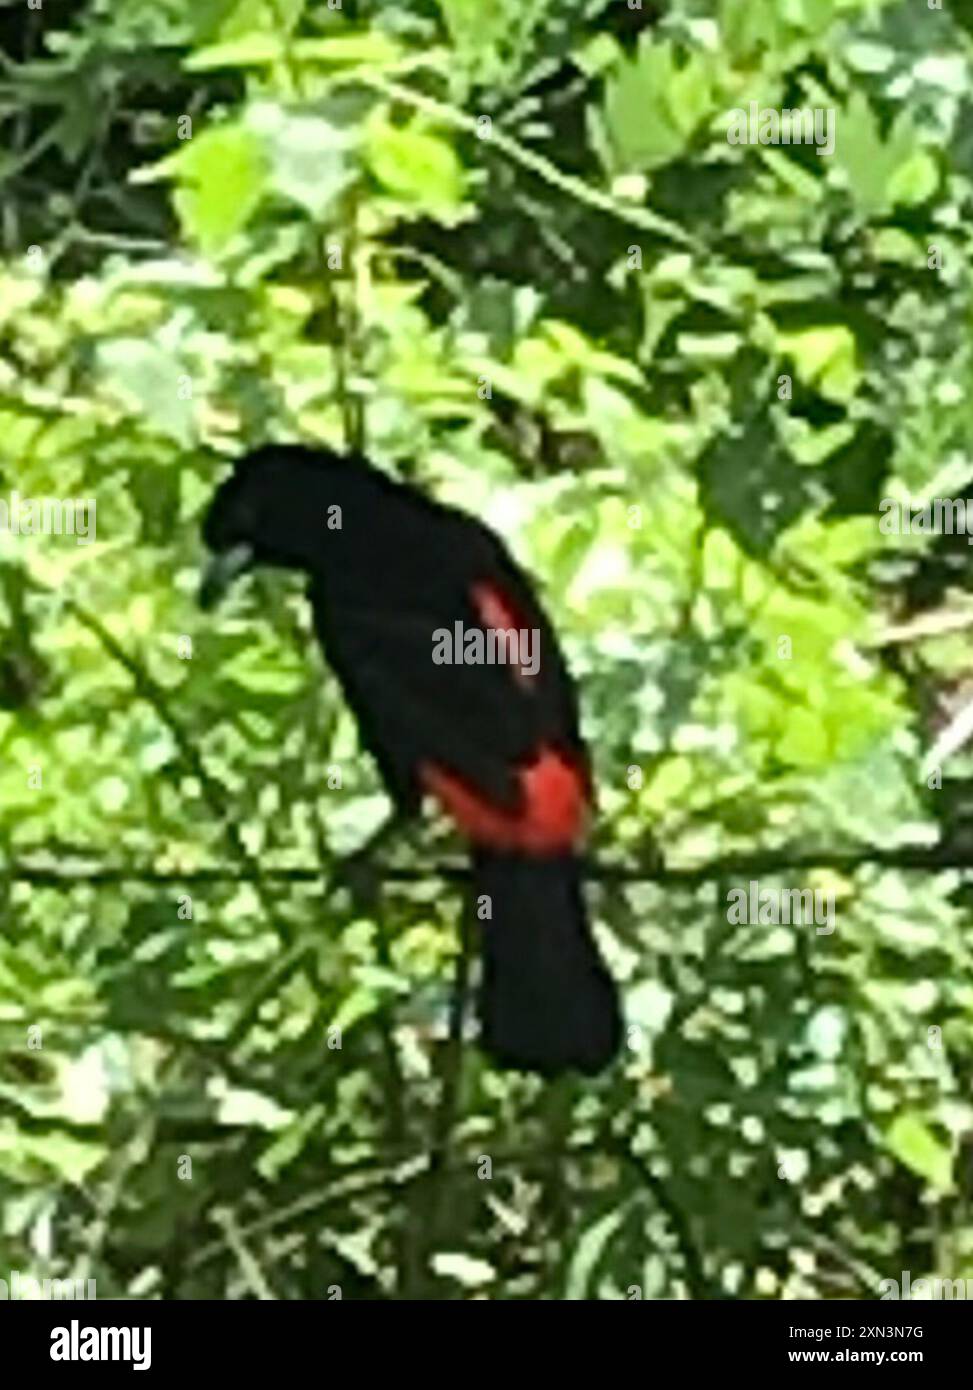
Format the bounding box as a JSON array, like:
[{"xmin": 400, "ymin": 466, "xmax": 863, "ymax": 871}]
[{"xmin": 311, "ymin": 588, "xmax": 577, "ymax": 814}]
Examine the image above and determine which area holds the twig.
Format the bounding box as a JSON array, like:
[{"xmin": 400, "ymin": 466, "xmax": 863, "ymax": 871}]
[
  {"xmin": 401, "ymin": 910, "xmax": 472, "ymax": 1299},
  {"xmin": 347, "ymin": 72, "xmax": 698, "ymax": 251},
  {"xmin": 874, "ymin": 606, "xmax": 973, "ymax": 647},
  {"xmin": 20, "ymin": 578, "xmax": 295, "ymax": 944},
  {"xmin": 9, "ymin": 841, "xmax": 973, "ymax": 888},
  {"xmin": 210, "ymin": 1208, "xmax": 279, "ymax": 1299},
  {"xmin": 611, "ymin": 1141, "xmax": 717, "ymax": 1301}
]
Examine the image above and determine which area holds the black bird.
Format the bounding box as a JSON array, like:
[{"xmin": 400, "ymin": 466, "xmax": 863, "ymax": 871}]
[{"xmin": 200, "ymin": 444, "xmax": 621, "ymax": 1074}]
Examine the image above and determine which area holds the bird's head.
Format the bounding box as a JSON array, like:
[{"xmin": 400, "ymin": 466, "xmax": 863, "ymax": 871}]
[{"xmin": 199, "ymin": 444, "xmax": 355, "ymax": 608}]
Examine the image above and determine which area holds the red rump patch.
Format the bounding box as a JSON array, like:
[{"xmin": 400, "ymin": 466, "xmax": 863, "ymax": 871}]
[
  {"xmin": 420, "ymin": 744, "xmax": 588, "ymax": 853},
  {"xmin": 470, "ymin": 579, "xmax": 536, "ymax": 688},
  {"xmin": 471, "ymin": 579, "xmax": 524, "ymax": 633}
]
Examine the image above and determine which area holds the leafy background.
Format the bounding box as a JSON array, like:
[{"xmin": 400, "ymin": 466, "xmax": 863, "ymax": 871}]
[{"xmin": 2, "ymin": 0, "xmax": 973, "ymax": 1300}]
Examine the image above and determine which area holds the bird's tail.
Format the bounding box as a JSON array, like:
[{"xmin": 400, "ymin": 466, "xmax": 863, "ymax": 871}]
[{"xmin": 471, "ymin": 851, "xmax": 621, "ymax": 1075}]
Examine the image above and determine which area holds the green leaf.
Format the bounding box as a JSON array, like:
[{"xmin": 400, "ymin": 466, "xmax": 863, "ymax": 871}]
[
  {"xmin": 603, "ymin": 35, "xmax": 718, "ymax": 172},
  {"xmin": 434, "ymin": 0, "xmax": 545, "ymax": 86},
  {"xmin": 246, "ymin": 105, "xmax": 353, "ymax": 219},
  {"xmin": 886, "ymin": 151, "xmax": 939, "ymax": 208},
  {"xmin": 602, "ymin": 39, "xmax": 692, "ymax": 172},
  {"xmin": 0, "ymin": 1128, "xmax": 104, "ymax": 1185},
  {"xmin": 565, "ymin": 1207, "xmax": 628, "ymax": 1299},
  {"xmin": 257, "ymin": 1106, "xmax": 326, "ymax": 1181},
  {"xmin": 165, "ymin": 125, "xmax": 268, "ymax": 256},
  {"xmin": 329, "ymin": 986, "xmax": 382, "ymax": 1036},
  {"xmin": 213, "ymin": 1084, "xmax": 293, "ymax": 1130},
  {"xmin": 778, "ymin": 325, "xmax": 859, "ymax": 404},
  {"xmin": 295, "ymin": 34, "xmax": 404, "ymax": 67},
  {"xmin": 185, "ymin": 34, "xmax": 284, "ymax": 69},
  {"xmin": 776, "ymin": 706, "xmax": 830, "ymax": 767},
  {"xmin": 431, "ymin": 1252, "xmax": 496, "ymax": 1287},
  {"xmin": 193, "ymin": 0, "xmax": 304, "ymax": 44},
  {"xmin": 833, "ymin": 93, "xmax": 938, "ymax": 218},
  {"xmin": 364, "ymin": 117, "xmax": 467, "ymax": 222},
  {"xmin": 699, "ymin": 416, "xmax": 816, "ymax": 557},
  {"xmin": 97, "ymin": 340, "xmax": 197, "ymax": 446},
  {"xmin": 884, "ymin": 1114, "xmax": 953, "ymax": 1194}
]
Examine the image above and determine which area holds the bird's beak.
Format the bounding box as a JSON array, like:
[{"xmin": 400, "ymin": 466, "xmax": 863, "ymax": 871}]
[{"xmin": 199, "ymin": 543, "xmax": 254, "ymax": 610}]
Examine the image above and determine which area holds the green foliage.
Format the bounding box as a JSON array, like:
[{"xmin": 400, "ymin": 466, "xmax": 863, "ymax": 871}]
[{"xmin": 1, "ymin": 0, "xmax": 973, "ymax": 1301}]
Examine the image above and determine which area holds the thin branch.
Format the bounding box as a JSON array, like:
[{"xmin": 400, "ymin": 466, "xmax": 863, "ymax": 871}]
[
  {"xmin": 0, "ymin": 113, "xmax": 60, "ymax": 190},
  {"xmin": 348, "ymin": 72, "xmax": 698, "ymax": 251},
  {"xmin": 874, "ymin": 605, "xmax": 973, "ymax": 647},
  {"xmin": 612, "ymin": 1140, "xmax": 717, "ymax": 1301},
  {"xmin": 20, "ymin": 577, "xmax": 295, "ymax": 947},
  {"xmin": 399, "ymin": 903, "xmax": 472, "ymax": 1298},
  {"xmin": 210, "ymin": 1208, "xmax": 279, "ymax": 1300},
  {"xmin": 9, "ymin": 841, "xmax": 973, "ymax": 888}
]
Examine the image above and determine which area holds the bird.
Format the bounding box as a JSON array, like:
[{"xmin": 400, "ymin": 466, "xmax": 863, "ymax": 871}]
[{"xmin": 199, "ymin": 444, "xmax": 621, "ymax": 1075}]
